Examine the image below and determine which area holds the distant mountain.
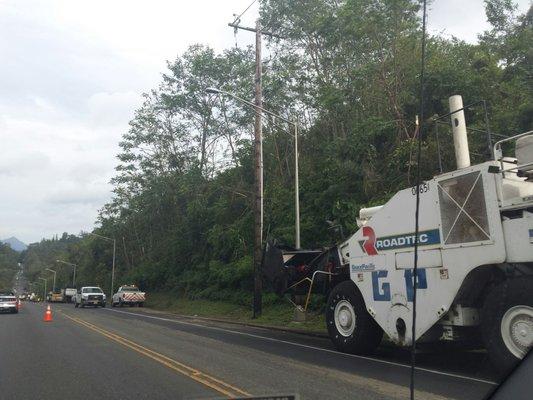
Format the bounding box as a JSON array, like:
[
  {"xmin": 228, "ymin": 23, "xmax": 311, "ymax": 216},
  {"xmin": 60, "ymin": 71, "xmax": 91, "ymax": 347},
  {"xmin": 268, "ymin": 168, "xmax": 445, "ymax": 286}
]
[{"xmin": 1, "ymin": 237, "xmax": 28, "ymax": 252}]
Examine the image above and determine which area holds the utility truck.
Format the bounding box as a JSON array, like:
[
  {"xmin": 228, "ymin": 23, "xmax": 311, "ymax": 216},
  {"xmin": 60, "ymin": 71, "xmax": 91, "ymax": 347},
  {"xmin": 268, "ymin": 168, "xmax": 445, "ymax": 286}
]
[
  {"xmin": 111, "ymin": 285, "xmax": 145, "ymax": 307},
  {"xmin": 264, "ymin": 95, "xmax": 532, "ymax": 372},
  {"xmin": 63, "ymin": 288, "xmax": 77, "ymax": 303}
]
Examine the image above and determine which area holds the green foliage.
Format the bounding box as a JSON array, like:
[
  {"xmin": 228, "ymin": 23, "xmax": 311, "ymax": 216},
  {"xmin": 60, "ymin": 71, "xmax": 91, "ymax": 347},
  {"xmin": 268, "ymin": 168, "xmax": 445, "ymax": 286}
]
[
  {"xmin": 0, "ymin": 244, "xmax": 20, "ymax": 291},
  {"xmin": 22, "ymin": 1, "xmax": 533, "ymax": 306}
]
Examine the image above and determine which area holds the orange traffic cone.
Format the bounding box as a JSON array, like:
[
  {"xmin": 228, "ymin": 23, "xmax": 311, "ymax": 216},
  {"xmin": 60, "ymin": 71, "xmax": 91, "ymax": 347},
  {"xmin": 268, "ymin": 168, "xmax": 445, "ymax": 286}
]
[{"xmin": 43, "ymin": 305, "xmax": 53, "ymax": 322}]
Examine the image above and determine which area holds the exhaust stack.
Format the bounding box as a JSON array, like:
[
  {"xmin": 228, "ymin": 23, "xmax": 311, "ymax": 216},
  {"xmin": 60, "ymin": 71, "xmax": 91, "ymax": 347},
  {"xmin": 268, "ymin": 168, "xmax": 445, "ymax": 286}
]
[{"xmin": 449, "ymin": 95, "xmax": 471, "ymax": 169}]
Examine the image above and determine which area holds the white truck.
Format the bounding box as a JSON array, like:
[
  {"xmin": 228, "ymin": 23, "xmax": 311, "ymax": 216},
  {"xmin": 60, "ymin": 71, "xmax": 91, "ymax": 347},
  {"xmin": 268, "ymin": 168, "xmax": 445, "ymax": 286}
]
[
  {"xmin": 63, "ymin": 288, "xmax": 77, "ymax": 303},
  {"xmin": 74, "ymin": 286, "xmax": 106, "ymax": 308},
  {"xmin": 264, "ymin": 95, "xmax": 532, "ymax": 373},
  {"xmin": 111, "ymin": 285, "xmax": 145, "ymax": 307}
]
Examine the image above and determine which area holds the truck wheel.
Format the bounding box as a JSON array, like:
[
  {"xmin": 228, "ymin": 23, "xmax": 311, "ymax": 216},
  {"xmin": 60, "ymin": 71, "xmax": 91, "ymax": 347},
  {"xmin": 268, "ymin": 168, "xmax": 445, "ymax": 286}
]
[
  {"xmin": 326, "ymin": 280, "xmax": 383, "ymax": 354},
  {"xmin": 138, "ymin": 302, "xmax": 144, "ymax": 308},
  {"xmin": 481, "ymin": 277, "xmax": 533, "ymax": 374},
  {"xmin": 111, "ymin": 300, "xmax": 116, "ymax": 307},
  {"xmin": 74, "ymin": 301, "xmax": 79, "ymax": 308},
  {"xmin": 80, "ymin": 300, "xmax": 85, "ymax": 308}
]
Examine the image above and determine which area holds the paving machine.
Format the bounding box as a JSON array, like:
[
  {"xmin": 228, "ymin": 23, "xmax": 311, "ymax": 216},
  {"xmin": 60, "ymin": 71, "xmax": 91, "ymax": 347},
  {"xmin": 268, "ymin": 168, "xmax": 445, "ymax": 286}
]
[{"xmin": 263, "ymin": 95, "xmax": 533, "ymax": 371}]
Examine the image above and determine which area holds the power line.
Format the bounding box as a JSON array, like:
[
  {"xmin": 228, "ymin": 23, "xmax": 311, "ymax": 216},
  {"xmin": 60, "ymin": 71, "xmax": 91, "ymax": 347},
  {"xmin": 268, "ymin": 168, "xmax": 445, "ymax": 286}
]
[
  {"xmin": 411, "ymin": 0, "xmax": 428, "ymax": 399},
  {"xmin": 231, "ymin": 0, "xmax": 258, "ymax": 25}
]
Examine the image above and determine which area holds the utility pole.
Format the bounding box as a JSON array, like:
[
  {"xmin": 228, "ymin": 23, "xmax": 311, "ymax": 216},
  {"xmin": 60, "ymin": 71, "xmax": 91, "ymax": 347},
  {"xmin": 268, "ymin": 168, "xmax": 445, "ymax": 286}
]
[
  {"xmin": 228, "ymin": 18, "xmax": 282, "ymax": 318},
  {"xmin": 253, "ymin": 20, "xmax": 263, "ymax": 318}
]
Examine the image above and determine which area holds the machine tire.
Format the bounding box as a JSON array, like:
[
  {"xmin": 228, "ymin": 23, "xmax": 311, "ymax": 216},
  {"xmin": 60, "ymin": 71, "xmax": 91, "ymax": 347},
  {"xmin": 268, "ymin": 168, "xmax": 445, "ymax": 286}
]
[
  {"xmin": 326, "ymin": 280, "xmax": 383, "ymax": 354},
  {"xmin": 111, "ymin": 300, "xmax": 116, "ymax": 307},
  {"xmin": 74, "ymin": 301, "xmax": 79, "ymax": 308},
  {"xmin": 119, "ymin": 299, "xmax": 123, "ymax": 307},
  {"xmin": 481, "ymin": 277, "xmax": 533, "ymax": 374},
  {"xmin": 138, "ymin": 302, "xmax": 144, "ymax": 308},
  {"xmin": 80, "ymin": 300, "xmax": 85, "ymax": 308}
]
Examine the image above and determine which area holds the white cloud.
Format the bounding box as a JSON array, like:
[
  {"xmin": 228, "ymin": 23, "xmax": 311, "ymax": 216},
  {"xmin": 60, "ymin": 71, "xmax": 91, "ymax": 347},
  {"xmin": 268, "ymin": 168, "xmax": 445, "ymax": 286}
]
[
  {"xmin": 0, "ymin": 0, "xmax": 258, "ymax": 243},
  {"xmin": 427, "ymin": 0, "xmax": 531, "ymax": 43},
  {"xmin": 87, "ymin": 91, "xmax": 142, "ymax": 127}
]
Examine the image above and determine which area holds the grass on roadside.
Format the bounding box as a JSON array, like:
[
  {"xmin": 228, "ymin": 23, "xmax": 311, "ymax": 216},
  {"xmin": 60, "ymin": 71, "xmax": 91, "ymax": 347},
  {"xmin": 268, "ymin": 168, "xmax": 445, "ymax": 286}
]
[{"xmin": 145, "ymin": 292, "xmax": 326, "ymax": 334}]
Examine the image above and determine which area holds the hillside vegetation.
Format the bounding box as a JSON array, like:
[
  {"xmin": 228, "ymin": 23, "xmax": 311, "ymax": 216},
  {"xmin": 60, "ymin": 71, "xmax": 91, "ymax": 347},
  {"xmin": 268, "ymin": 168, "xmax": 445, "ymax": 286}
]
[
  {"xmin": 23, "ymin": 1, "xmax": 532, "ymax": 305},
  {"xmin": 0, "ymin": 244, "xmax": 20, "ymax": 291}
]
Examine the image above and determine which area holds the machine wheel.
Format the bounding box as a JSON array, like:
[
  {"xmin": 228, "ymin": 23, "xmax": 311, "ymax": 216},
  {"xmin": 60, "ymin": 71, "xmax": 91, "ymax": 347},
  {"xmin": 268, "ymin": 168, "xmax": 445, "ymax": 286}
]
[
  {"xmin": 80, "ymin": 300, "xmax": 85, "ymax": 308},
  {"xmin": 119, "ymin": 299, "xmax": 123, "ymax": 307},
  {"xmin": 138, "ymin": 302, "xmax": 144, "ymax": 308},
  {"xmin": 111, "ymin": 300, "xmax": 116, "ymax": 307},
  {"xmin": 326, "ymin": 280, "xmax": 383, "ymax": 354},
  {"xmin": 481, "ymin": 277, "xmax": 533, "ymax": 373}
]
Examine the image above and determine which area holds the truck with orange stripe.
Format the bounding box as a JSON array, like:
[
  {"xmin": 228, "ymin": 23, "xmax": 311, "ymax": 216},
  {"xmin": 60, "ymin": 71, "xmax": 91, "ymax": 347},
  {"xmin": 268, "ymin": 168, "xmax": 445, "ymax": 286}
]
[{"xmin": 111, "ymin": 285, "xmax": 145, "ymax": 307}]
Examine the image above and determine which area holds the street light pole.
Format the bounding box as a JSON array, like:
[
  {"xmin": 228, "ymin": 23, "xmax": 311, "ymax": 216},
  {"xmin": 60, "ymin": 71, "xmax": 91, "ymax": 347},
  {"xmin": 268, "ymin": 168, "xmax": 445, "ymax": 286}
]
[
  {"xmin": 253, "ymin": 20, "xmax": 263, "ymax": 318},
  {"xmin": 56, "ymin": 260, "xmax": 77, "ymax": 287},
  {"xmin": 294, "ymin": 121, "xmax": 300, "ymax": 249},
  {"xmin": 88, "ymin": 232, "xmax": 116, "ymax": 296},
  {"xmin": 45, "ymin": 268, "xmax": 56, "ymax": 292},
  {"xmin": 205, "ymin": 88, "xmax": 301, "ymax": 249},
  {"xmin": 38, "ymin": 277, "xmax": 47, "ymax": 301},
  {"xmin": 111, "ymin": 239, "xmax": 116, "ymax": 296}
]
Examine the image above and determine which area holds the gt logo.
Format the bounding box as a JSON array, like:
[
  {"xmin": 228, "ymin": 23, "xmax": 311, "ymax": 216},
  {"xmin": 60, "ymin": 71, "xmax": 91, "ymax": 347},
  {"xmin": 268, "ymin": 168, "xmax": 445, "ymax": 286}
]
[
  {"xmin": 371, "ymin": 269, "xmax": 428, "ymax": 302},
  {"xmin": 362, "ymin": 226, "xmax": 378, "ymax": 255}
]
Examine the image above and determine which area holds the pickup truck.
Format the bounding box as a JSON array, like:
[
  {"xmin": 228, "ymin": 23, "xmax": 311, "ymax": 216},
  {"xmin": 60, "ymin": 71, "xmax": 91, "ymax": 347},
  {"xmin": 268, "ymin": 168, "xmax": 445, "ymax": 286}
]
[
  {"xmin": 111, "ymin": 285, "xmax": 145, "ymax": 307},
  {"xmin": 74, "ymin": 286, "xmax": 106, "ymax": 308}
]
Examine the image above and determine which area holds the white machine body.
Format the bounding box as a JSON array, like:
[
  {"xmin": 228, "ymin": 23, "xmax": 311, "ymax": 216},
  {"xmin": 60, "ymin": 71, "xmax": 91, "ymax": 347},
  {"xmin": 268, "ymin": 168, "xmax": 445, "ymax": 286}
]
[{"xmin": 338, "ymin": 97, "xmax": 533, "ymax": 346}]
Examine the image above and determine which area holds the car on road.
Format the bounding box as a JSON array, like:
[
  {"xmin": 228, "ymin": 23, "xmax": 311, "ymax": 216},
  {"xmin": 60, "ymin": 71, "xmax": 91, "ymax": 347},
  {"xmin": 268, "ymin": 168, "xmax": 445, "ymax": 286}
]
[
  {"xmin": 0, "ymin": 292, "xmax": 19, "ymax": 314},
  {"xmin": 74, "ymin": 286, "xmax": 106, "ymax": 308},
  {"xmin": 111, "ymin": 285, "xmax": 145, "ymax": 307}
]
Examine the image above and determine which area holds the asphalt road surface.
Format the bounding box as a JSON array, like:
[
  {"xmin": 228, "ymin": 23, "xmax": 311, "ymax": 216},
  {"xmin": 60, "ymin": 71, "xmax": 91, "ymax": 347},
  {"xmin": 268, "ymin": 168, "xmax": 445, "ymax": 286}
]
[{"xmin": 0, "ymin": 300, "xmax": 503, "ymax": 400}]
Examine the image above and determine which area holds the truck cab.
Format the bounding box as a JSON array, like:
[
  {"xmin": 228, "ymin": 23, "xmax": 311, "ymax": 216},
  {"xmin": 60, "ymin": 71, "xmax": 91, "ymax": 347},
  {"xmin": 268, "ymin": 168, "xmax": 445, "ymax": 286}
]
[{"xmin": 74, "ymin": 287, "xmax": 106, "ymax": 308}]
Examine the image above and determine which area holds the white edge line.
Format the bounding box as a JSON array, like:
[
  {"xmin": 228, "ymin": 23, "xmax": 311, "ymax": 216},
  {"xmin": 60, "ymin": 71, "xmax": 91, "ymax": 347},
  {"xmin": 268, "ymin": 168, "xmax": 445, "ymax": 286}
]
[{"xmin": 103, "ymin": 308, "xmax": 498, "ymax": 386}]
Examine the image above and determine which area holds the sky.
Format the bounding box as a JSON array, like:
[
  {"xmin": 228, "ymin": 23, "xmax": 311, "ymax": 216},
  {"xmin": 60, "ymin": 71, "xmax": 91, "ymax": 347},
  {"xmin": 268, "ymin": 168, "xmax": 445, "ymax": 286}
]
[{"xmin": 0, "ymin": 0, "xmax": 531, "ymax": 244}]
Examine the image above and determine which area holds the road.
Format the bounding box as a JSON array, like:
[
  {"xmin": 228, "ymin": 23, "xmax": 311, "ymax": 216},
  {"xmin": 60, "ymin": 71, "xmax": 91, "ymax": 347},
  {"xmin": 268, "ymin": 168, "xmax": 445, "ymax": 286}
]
[{"xmin": 0, "ymin": 301, "xmax": 501, "ymax": 400}]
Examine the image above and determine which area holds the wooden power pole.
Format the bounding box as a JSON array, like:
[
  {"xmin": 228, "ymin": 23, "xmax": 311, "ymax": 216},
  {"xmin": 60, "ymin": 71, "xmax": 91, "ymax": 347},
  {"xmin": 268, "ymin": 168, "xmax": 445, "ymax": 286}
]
[
  {"xmin": 253, "ymin": 20, "xmax": 263, "ymax": 318},
  {"xmin": 228, "ymin": 17, "xmax": 281, "ymax": 318}
]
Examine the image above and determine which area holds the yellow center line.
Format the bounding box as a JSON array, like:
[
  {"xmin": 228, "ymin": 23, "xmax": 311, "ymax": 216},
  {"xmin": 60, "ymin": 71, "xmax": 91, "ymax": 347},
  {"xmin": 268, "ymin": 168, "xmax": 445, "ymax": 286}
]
[{"xmin": 61, "ymin": 312, "xmax": 251, "ymax": 399}]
